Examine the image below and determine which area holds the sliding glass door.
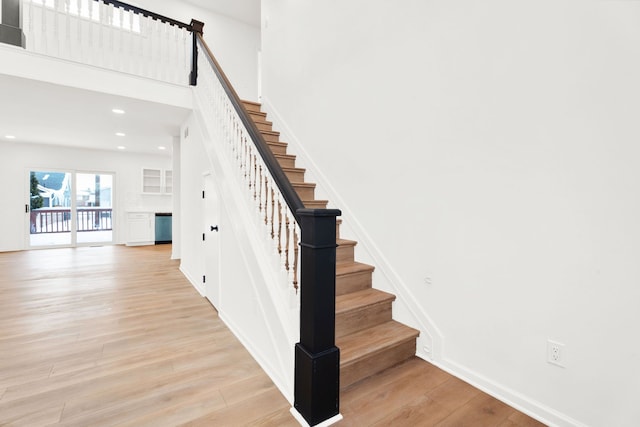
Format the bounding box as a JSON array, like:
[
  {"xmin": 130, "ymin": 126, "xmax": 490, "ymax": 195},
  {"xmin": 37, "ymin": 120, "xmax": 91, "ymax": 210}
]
[
  {"xmin": 76, "ymin": 173, "xmax": 113, "ymax": 244},
  {"xmin": 29, "ymin": 170, "xmax": 114, "ymax": 247},
  {"xmin": 29, "ymin": 170, "xmax": 73, "ymax": 247}
]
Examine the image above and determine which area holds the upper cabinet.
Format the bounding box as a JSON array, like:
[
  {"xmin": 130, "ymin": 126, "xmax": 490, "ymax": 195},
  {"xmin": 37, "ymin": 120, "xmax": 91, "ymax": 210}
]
[{"xmin": 142, "ymin": 168, "xmax": 172, "ymax": 194}]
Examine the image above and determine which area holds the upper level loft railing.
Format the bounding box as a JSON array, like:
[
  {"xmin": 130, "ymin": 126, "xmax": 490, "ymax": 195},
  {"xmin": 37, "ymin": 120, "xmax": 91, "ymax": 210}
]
[{"xmin": 21, "ymin": 0, "xmax": 197, "ymax": 85}]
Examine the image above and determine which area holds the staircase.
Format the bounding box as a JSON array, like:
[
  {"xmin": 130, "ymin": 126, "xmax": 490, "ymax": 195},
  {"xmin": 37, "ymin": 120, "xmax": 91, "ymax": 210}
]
[{"xmin": 242, "ymin": 100, "xmax": 420, "ymax": 390}]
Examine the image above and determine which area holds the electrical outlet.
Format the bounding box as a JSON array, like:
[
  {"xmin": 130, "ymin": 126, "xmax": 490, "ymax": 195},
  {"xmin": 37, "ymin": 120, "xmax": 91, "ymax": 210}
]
[
  {"xmin": 547, "ymin": 340, "xmax": 565, "ymax": 367},
  {"xmin": 423, "ymin": 276, "xmax": 432, "ymax": 286}
]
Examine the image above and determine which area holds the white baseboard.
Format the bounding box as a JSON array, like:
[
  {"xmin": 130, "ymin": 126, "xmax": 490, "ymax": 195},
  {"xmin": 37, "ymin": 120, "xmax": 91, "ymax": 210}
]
[
  {"xmin": 289, "ymin": 408, "xmax": 343, "ymax": 427},
  {"xmin": 219, "ymin": 311, "xmax": 293, "ymax": 403},
  {"xmin": 432, "ymin": 358, "xmax": 586, "ymax": 427},
  {"xmin": 179, "ymin": 265, "xmax": 205, "ymax": 296}
]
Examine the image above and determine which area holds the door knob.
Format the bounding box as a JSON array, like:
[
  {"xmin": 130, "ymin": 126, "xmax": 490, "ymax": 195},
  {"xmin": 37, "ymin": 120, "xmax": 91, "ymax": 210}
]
[{"xmin": 211, "ymin": 225, "xmax": 219, "ymax": 232}]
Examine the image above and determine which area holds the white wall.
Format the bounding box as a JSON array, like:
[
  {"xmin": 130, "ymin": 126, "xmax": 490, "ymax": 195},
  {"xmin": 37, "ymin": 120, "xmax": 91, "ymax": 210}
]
[
  {"xmin": 0, "ymin": 141, "xmax": 172, "ymax": 251},
  {"xmin": 261, "ymin": 1, "xmax": 640, "ymax": 426},
  {"xmin": 178, "ymin": 107, "xmax": 299, "ymax": 400},
  {"xmin": 133, "ymin": 0, "xmax": 260, "ymax": 101}
]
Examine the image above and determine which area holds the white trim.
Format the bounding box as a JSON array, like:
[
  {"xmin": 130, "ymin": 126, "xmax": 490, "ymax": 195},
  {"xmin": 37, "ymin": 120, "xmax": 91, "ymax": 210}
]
[
  {"xmin": 219, "ymin": 311, "xmax": 293, "ymax": 403},
  {"xmin": 180, "ymin": 265, "xmax": 205, "ymax": 296},
  {"xmin": 289, "ymin": 408, "xmax": 343, "ymax": 427},
  {"xmin": 431, "ymin": 358, "xmax": 587, "ymax": 427}
]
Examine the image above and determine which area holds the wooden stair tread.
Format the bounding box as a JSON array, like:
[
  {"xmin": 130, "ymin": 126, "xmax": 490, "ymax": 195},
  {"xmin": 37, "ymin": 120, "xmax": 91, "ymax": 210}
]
[
  {"xmin": 260, "ymin": 129, "xmax": 280, "ymax": 137},
  {"xmin": 248, "ymin": 110, "xmax": 267, "ymax": 118},
  {"xmin": 303, "ymin": 200, "xmax": 328, "ymax": 208},
  {"xmin": 241, "ymin": 100, "xmax": 262, "ymax": 113},
  {"xmin": 337, "ymin": 238, "xmax": 357, "ymax": 247},
  {"xmin": 242, "ymin": 100, "xmax": 261, "ymax": 107},
  {"xmin": 282, "ymin": 166, "xmax": 306, "ymax": 174},
  {"xmin": 274, "ymin": 153, "xmax": 296, "ymax": 161},
  {"xmin": 336, "ymin": 261, "xmax": 375, "ymax": 276},
  {"xmin": 336, "ymin": 238, "xmax": 357, "ymax": 265},
  {"xmin": 302, "ymin": 199, "xmax": 328, "ymax": 205},
  {"xmin": 274, "ymin": 154, "xmax": 297, "ymax": 168},
  {"xmin": 337, "ymin": 320, "xmax": 420, "ymax": 366},
  {"xmin": 292, "ymin": 182, "xmax": 315, "ymax": 188},
  {"xmin": 336, "ymin": 288, "xmax": 395, "ymax": 315},
  {"xmin": 266, "ymin": 141, "xmax": 287, "ymax": 149}
]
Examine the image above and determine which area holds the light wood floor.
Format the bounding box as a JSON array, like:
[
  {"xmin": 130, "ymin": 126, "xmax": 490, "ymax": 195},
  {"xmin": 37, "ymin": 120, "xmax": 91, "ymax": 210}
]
[{"xmin": 0, "ymin": 244, "xmax": 545, "ymax": 426}]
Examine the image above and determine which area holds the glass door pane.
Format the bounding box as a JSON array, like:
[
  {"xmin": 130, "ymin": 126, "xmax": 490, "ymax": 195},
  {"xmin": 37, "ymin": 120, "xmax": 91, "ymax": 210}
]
[
  {"xmin": 76, "ymin": 173, "xmax": 113, "ymax": 244},
  {"xmin": 29, "ymin": 170, "xmax": 73, "ymax": 247}
]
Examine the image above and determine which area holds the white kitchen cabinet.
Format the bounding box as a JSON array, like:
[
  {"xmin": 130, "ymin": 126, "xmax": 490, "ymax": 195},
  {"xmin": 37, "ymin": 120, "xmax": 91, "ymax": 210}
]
[
  {"xmin": 126, "ymin": 212, "xmax": 154, "ymax": 246},
  {"xmin": 142, "ymin": 168, "xmax": 172, "ymax": 194}
]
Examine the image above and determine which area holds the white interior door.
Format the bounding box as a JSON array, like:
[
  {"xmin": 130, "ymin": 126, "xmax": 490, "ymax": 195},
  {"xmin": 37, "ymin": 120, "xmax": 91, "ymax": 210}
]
[{"xmin": 203, "ymin": 173, "xmax": 220, "ymax": 309}]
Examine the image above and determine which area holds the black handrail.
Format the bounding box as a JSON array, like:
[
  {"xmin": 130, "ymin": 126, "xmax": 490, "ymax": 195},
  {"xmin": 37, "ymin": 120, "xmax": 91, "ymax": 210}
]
[
  {"xmin": 78, "ymin": 3, "xmax": 339, "ymax": 423},
  {"xmin": 95, "ymin": 0, "xmax": 192, "ymax": 30},
  {"xmin": 196, "ymin": 32, "xmax": 340, "ymax": 425},
  {"xmin": 195, "ymin": 34, "xmax": 306, "ymax": 219}
]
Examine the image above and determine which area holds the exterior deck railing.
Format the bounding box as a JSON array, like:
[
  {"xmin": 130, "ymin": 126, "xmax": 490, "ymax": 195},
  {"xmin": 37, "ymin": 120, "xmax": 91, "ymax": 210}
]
[{"xmin": 30, "ymin": 208, "xmax": 113, "ymax": 233}]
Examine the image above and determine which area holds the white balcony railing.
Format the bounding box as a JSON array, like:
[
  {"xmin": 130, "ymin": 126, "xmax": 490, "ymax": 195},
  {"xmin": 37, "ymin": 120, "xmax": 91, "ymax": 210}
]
[{"xmin": 21, "ymin": 0, "xmax": 192, "ymax": 85}]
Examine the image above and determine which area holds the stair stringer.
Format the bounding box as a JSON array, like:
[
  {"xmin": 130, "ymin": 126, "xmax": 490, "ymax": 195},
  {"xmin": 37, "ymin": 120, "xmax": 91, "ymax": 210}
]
[
  {"xmin": 190, "ymin": 91, "xmax": 301, "ymax": 403},
  {"xmin": 261, "ymin": 98, "xmax": 443, "ymax": 363}
]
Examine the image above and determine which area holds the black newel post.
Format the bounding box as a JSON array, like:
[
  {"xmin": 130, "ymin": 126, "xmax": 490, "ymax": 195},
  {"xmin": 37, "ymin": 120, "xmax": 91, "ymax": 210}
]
[
  {"xmin": 294, "ymin": 208, "xmax": 342, "ymax": 426},
  {"xmin": 189, "ymin": 19, "xmax": 204, "ymax": 86}
]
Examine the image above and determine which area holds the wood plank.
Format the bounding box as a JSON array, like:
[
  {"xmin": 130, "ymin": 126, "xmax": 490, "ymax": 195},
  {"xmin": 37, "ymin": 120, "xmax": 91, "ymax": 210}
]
[
  {"xmin": 338, "ymin": 320, "xmax": 419, "ymax": 365},
  {"xmin": 435, "ymin": 392, "xmax": 514, "ymax": 426},
  {"xmin": 0, "ymin": 244, "xmax": 545, "ymax": 426},
  {"xmin": 336, "ymin": 238, "xmax": 356, "ymax": 265},
  {"xmin": 336, "ymin": 289, "xmax": 394, "ymax": 338},
  {"xmin": 0, "ymin": 245, "xmax": 294, "ymax": 426},
  {"xmin": 336, "ymin": 262, "xmax": 375, "ymax": 295},
  {"xmin": 182, "ymin": 387, "xmax": 291, "ymax": 426}
]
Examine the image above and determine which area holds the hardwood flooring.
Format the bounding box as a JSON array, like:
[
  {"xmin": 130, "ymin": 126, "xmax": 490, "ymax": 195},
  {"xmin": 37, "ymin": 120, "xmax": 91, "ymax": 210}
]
[{"xmin": 0, "ymin": 244, "xmax": 545, "ymax": 426}]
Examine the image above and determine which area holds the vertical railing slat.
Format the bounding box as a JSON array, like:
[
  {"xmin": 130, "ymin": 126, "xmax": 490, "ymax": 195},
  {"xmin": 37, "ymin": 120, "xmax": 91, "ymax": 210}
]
[{"xmin": 21, "ymin": 0, "xmax": 192, "ymax": 85}]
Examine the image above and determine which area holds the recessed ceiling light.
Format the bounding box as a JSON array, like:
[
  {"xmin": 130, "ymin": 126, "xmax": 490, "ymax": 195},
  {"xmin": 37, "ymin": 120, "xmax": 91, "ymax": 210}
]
[
  {"xmin": 115, "ymin": 132, "xmax": 126, "ymax": 137},
  {"xmin": 117, "ymin": 146, "xmax": 126, "ymax": 150},
  {"xmin": 5, "ymin": 135, "xmax": 16, "ymax": 139},
  {"xmin": 158, "ymin": 146, "xmax": 166, "ymax": 150},
  {"xmin": 112, "ymin": 108, "xmax": 125, "ymax": 114}
]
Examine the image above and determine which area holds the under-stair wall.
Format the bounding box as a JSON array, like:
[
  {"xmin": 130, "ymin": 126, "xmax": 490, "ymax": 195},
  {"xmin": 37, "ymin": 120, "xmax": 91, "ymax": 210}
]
[{"xmin": 178, "ymin": 106, "xmax": 299, "ymax": 402}]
